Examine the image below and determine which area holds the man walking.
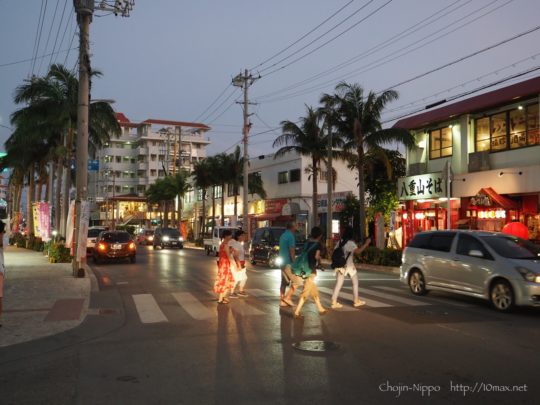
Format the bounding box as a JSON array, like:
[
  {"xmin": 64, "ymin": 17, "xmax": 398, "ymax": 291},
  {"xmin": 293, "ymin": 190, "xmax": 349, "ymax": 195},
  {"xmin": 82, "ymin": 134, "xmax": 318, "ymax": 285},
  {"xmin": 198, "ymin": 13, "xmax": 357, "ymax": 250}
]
[{"xmin": 279, "ymin": 221, "xmax": 300, "ymax": 307}]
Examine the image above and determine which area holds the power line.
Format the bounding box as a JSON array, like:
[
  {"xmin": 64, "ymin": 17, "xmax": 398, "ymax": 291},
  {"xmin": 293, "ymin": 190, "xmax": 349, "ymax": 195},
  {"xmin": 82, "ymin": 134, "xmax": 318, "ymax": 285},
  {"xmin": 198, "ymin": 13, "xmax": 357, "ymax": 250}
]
[
  {"xmin": 193, "ymin": 83, "xmax": 232, "ymax": 122},
  {"xmin": 37, "ymin": 0, "xmax": 61, "ymax": 74},
  {"xmin": 261, "ymin": 0, "xmax": 394, "ymax": 77},
  {"xmin": 200, "ymin": 87, "xmax": 240, "ymax": 123},
  {"xmin": 256, "ymin": 0, "xmax": 469, "ymax": 100},
  {"xmin": 208, "ymin": 100, "xmax": 237, "ymax": 124},
  {"xmin": 48, "ymin": 0, "xmax": 69, "ymax": 67},
  {"xmin": 0, "ymin": 46, "xmax": 77, "ymax": 68},
  {"xmin": 259, "ymin": 0, "xmax": 518, "ymax": 103},
  {"xmin": 250, "ymin": 0, "xmax": 355, "ymax": 71},
  {"xmin": 382, "ymin": 65, "xmax": 540, "ymax": 124},
  {"xmin": 29, "ymin": 0, "xmax": 47, "ymax": 76},
  {"xmin": 63, "ymin": 23, "xmax": 78, "ymax": 67},
  {"xmin": 55, "ymin": 4, "xmax": 75, "ymax": 65}
]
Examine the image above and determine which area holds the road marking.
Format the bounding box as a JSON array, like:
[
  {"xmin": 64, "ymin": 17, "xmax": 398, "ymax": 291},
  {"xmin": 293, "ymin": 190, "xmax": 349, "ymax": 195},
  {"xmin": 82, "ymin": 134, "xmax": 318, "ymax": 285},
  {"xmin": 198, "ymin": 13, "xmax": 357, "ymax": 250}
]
[
  {"xmin": 245, "ymin": 288, "xmax": 275, "ymax": 298},
  {"xmin": 116, "ymin": 281, "xmax": 129, "ymax": 285},
  {"xmin": 172, "ymin": 292, "xmax": 214, "ymax": 320},
  {"xmin": 132, "ymin": 294, "xmax": 168, "ymax": 324},
  {"xmin": 373, "ymin": 286, "xmax": 472, "ymax": 307},
  {"xmin": 318, "ymin": 286, "xmax": 391, "ymax": 308},
  {"xmin": 230, "ymin": 301, "xmax": 266, "ymax": 316},
  {"xmin": 356, "ymin": 287, "xmax": 430, "ymax": 306},
  {"xmin": 358, "ymin": 278, "xmax": 401, "ymax": 281}
]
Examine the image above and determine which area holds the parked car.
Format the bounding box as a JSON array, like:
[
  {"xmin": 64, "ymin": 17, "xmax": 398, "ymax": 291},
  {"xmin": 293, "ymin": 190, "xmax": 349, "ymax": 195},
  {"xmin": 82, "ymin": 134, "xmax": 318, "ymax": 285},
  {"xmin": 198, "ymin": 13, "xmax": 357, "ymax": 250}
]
[
  {"xmin": 137, "ymin": 229, "xmax": 155, "ymax": 245},
  {"xmin": 204, "ymin": 226, "xmax": 239, "ymax": 256},
  {"xmin": 93, "ymin": 231, "xmax": 136, "ymax": 264},
  {"xmin": 249, "ymin": 226, "xmax": 305, "ymax": 267},
  {"xmin": 87, "ymin": 227, "xmax": 107, "ymax": 253},
  {"xmin": 153, "ymin": 227, "xmax": 184, "ymax": 249},
  {"xmin": 401, "ymin": 230, "xmax": 540, "ymax": 311}
]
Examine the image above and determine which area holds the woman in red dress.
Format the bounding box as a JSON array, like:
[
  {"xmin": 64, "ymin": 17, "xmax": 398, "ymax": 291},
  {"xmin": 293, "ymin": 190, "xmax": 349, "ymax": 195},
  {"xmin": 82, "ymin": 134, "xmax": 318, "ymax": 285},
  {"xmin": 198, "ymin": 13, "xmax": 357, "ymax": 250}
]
[{"xmin": 214, "ymin": 229, "xmax": 237, "ymax": 304}]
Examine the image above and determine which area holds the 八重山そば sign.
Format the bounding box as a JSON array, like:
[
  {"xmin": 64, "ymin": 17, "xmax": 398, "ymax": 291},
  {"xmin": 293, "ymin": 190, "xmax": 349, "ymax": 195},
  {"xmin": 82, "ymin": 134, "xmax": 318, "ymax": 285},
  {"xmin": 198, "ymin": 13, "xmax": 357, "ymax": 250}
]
[{"xmin": 397, "ymin": 172, "xmax": 446, "ymax": 201}]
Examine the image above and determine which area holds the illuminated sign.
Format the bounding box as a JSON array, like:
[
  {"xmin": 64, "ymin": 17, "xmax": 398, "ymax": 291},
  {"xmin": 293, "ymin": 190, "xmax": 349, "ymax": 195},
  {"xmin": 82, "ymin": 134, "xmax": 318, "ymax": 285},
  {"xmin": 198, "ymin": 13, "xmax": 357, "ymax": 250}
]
[{"xmin": 398, "ymin": 172, "xmax": 446, "ymax": 201}]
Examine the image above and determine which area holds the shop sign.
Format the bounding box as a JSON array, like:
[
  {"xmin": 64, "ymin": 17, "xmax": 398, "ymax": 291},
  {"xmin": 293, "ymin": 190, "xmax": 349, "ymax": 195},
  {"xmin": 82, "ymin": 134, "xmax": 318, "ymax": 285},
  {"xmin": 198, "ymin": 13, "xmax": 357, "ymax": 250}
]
[
  {"xmin": 470, "ymin": 192, "xmax": 492, "ymax": 207},
  {"xmin": 265, "ymin": 198, "xmax": 288, "ymax": 214},
  {"xmin": 398, "ymin": 172, "xmax": 445, "ymax": 201},
  {"xmin": 317, "ymin": 192, "xmax": 350, "ymax": 213}
]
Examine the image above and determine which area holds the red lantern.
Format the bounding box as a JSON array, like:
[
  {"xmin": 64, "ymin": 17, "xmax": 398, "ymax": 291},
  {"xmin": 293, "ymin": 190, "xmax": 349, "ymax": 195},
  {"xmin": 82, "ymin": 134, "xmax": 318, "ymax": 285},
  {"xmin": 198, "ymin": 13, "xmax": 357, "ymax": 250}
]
[{"xmin": 501, "ymin": 221, "xmax": 529, "ymax": 239}]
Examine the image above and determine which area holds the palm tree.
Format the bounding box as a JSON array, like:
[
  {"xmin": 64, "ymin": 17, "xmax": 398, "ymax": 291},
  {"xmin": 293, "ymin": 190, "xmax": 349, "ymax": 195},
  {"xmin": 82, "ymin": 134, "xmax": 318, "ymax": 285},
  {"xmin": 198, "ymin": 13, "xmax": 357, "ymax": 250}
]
[
  {"xmin": 324, "ymin": 82, "xmax": 415, "ymax": 240},
  {"xmin": 10, "ymin": 64, "xmax": 120, "ymax": 236},
  {"xmin": 247, "ymin": 172, "xmax": 267, "ymax": 200},
  {"xmin": 214, "ymin": 153, "xmax": 233, "ymax": 225},
  {"xmin": 273, "ymin": 105, "xmax": 327, "ymax": 227},
  {"xmin": 192, "ymin": 159, "xmax": 213, "ymax": 238},
  {"xmin": 165, "ymin": 171, "xmax": 191, "ymax": 230}
]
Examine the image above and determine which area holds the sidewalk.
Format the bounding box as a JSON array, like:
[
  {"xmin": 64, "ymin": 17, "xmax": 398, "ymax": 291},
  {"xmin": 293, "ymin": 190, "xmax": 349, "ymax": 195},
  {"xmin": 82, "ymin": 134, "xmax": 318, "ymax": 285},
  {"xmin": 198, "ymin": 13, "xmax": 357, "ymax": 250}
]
[{"xmin": 0, "ymin": 246, "xmax": 93, "ymax": 347}]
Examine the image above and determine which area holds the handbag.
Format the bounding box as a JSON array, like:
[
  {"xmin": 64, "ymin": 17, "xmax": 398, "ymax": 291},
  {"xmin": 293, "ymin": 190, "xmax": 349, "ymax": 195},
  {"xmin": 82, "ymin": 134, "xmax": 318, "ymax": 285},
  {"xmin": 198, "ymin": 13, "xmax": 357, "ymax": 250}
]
[{"xmin": 291, "ymin": 242, "xmax": 318, "ymax": 279}]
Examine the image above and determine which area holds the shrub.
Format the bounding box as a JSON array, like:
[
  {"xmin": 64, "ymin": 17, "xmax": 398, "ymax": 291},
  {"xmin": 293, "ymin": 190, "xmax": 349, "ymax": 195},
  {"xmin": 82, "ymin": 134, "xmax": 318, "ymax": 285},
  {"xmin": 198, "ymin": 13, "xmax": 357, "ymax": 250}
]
[
  {"xmin": 31, "ymin": 237, "xmax": 44, "ymax": 252},
  {"xmin": 10, "ymin": 232, "xmax": 26, "ymax": 248},
  {"xmin": 355, "ymin": 246, "xmax": 402, "ymax": 266},
  {"xmin": 48, "ymin": 243, "xmax": 72, "ymax": 263},
  {"xmin": 357, "ymin": 246, "xmax": 382, "ymax": 265},
  {"xmin": 380, "ymin": 248, "xmax": 402, "ymax": 266}
]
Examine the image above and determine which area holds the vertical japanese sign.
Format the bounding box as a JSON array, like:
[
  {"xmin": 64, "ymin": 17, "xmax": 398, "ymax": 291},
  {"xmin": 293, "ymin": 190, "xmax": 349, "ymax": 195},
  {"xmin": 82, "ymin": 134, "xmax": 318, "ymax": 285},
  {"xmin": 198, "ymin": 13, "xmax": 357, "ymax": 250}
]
[
  {"xmin": 32, "ymin": 203, "xmax": 40, "ymax": 236},
  {"xmin": 65, "ymin": 200, "xmax": 75, "ymax": 251},
  {"xmin": 39, "ymin": 202, "xmax": 51, "ymax": 242},
  {"xmin": 397, "ymin": 172, "xmax": 446, "ymax": 201}
]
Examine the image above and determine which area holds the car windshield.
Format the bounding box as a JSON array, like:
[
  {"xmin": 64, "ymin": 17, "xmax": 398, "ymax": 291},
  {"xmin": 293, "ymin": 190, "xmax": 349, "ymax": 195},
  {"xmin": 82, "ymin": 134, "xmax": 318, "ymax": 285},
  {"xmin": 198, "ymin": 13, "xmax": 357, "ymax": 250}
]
[
  {"xmin": 102, "ymin": 232, "xmax": 131, "ymax": 243},
  {"xmin": 163, "ymin": 229, "xmax": 180, "ymax": 237},
  {"xmin": 88, "ymin": 228, "xmax": 105, "ymax": 238},
  {"xmin": 481, "ymin": 235, "xmax": 540, "ymax": 259}
]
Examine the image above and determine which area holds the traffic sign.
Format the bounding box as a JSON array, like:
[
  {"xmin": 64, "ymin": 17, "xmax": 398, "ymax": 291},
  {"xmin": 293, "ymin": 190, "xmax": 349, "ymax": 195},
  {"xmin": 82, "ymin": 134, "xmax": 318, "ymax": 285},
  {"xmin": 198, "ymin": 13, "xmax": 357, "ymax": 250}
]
[{"xmin": 88, "ymin": 159, "xmax": 99, "ymax": 171}]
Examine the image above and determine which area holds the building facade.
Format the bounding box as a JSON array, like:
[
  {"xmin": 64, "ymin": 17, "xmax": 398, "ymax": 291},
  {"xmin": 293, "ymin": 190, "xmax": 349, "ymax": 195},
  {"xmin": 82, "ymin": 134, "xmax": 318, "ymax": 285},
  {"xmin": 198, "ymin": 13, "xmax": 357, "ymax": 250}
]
[
  {"xmin": 88, "ymin": 113, "xmax": 211, "ymax": 227},
  {"xmin": 393, "ymin": 76, "xmax": 540, "ymax": 246},
  {"xmin": 183, "ymin": 151, "xmax": 358, "ymax": 239}
]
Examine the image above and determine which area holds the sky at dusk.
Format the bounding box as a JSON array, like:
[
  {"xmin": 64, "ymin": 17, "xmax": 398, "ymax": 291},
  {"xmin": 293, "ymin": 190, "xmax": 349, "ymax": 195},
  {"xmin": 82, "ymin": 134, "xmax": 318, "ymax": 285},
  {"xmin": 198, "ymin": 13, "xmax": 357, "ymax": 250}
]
[{"xmin": 1, "ymin": 0, "xmax": 539, "ymax": 157}]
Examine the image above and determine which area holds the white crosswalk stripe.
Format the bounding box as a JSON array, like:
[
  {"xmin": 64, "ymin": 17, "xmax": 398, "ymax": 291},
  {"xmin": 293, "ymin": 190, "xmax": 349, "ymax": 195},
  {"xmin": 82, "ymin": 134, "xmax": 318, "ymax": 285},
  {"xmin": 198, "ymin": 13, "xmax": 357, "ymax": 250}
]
[
  {"xmin": 318, "ymin": 286, "xmax": 392, "ymax": 308},
  {"xmin": 245, "ymin": 289, "xmax": 275, "ymax": 298},
  {"xmin": 372, "ymin": 286, "xmax": 472, "ymax": 307},
  {"xmin": 351, "ymin": 286, "xmax": 431, "ymax": 306},
  {"xmin": 133, "ymin": 294, "xmax": 168, "ymax": 323},
  {"xmin": 172, "ymin": 292, "xmax": 214, "ymax": 320}
]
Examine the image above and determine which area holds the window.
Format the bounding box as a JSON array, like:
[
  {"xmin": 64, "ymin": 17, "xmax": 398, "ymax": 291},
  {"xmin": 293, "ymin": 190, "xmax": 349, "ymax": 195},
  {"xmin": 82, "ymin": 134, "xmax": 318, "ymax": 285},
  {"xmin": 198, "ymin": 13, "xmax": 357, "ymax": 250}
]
[
  {"xmin": 150, "ymin": 154, "xmax": 157, "ymax": 162},
  {"xmin": 115, "ymin": 156, "xmax": 121, "ymax": 163},
  {"xmin": 227, "ymin": 183, "xmax": 238, "ymax": 197},
  {"xmin": 456, "ymin": 234, "xmax": 493, "ymax": 260},
  {"xmin": 197, "ymin": 189, "xmax": 203, "ymax": 201},
  {"xmin": 428, "ymin": 232, "xmax": 455, "ymax": 252},
  {"xmin": 278, "ymin": 171, "xmax": 289, "ymax": 184},
  {"xmin": 429, "ymin": 127, "xmax": 452, "ymax": 159},
  {"xmin": 408, "ymin": 233, "xmax": 431, "ymax": 249},
  {"xmin": 214, "ymin": 186, "xmax": 222, "ymax": 198},
  {"xmin": 150, "ymin": 169, "xmax": 157, "ymax": 177},
  {"xmin": 475, "ymin": 103, "xmax": 540, "ymax": 152},
  {"xmin": 158, "ymin": 170, "xmax": 165, "ymax": 177},
  {"xmin": 290, "ymin": 169, "xmax": 301, "ymax": 182}
]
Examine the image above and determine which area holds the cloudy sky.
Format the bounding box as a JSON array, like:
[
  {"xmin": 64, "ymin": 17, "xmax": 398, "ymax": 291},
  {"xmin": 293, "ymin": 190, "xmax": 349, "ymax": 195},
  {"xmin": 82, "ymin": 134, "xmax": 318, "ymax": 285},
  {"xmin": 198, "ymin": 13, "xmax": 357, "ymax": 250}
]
[{"xmin": 1, "ymin": 0, "xmax": 539, "ymax": 157}]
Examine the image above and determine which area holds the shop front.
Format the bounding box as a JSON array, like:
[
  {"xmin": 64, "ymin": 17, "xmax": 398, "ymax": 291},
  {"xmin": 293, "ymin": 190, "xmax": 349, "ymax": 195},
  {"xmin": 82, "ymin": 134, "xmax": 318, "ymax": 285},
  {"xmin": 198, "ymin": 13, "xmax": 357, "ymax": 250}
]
[
  {"xmin": 462, "ymin": 187, "xmax": 519, "ymax": 232},
  {"xmin": 397, "ymin": 171, "xmax": 459, "ymax": 246}
]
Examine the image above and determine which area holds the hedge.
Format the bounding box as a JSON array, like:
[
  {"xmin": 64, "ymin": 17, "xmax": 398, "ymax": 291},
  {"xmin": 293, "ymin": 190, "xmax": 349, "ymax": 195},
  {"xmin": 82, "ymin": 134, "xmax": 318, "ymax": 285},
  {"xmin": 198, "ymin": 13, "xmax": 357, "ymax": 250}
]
[{"xmin": 356, "ymin": 246, "xmax": 402, "ymax": 267}]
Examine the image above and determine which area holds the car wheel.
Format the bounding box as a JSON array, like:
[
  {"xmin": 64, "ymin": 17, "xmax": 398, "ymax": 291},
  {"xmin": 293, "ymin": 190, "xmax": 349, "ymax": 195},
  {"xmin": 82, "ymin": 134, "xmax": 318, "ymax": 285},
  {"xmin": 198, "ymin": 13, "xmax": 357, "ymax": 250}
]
[
  {"xmin": 490, "ymin": 279, "xmax": 514, "ymax": 312},
  {"xmin": 408, "ymin": 270, "xmax": 427, "ymax": 295},
  {"xmin": 130, "ymin": 256, "xmax": 136, "ymax": 264}
]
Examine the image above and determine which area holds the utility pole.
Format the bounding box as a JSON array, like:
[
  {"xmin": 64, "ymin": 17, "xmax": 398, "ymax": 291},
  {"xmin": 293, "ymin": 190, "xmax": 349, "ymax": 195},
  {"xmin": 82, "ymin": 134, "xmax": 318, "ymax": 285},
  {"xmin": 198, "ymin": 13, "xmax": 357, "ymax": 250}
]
[
  {"xmin": 232, "ymin": 70, "xmax": 259, "ymax": 236},
  {"xmin": 71, "ymin": 0, "xmax": 134, "ymax": 277}
]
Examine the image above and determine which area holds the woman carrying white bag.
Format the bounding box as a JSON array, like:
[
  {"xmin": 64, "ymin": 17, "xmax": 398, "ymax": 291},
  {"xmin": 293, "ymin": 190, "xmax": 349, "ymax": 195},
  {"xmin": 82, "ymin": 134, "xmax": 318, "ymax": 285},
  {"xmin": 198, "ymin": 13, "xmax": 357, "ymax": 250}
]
[{"xmin": 229, "ymin": 230, "xmax": 248, "ymax": 298}]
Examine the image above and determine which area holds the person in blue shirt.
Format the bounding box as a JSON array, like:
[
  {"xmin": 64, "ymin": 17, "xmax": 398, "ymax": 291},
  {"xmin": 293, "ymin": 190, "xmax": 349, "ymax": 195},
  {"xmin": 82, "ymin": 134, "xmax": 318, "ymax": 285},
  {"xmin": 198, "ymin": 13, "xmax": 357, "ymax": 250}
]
[{"xmin": 279, "ymin": 221, "xmax": 301, "ymax": 307}]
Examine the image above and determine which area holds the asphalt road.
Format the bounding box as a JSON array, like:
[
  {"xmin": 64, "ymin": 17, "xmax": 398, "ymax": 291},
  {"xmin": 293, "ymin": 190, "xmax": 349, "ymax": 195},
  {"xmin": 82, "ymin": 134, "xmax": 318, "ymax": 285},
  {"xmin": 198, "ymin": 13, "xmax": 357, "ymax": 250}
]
[{"xmin": 1, "ymin": 245, "xmax": 539, "ymax": 405}]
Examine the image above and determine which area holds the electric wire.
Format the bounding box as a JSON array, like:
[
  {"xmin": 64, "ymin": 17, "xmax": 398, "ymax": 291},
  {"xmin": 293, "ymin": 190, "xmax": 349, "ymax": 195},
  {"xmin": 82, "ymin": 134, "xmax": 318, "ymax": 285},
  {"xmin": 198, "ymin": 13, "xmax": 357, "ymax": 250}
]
[
  {"xmin": 200, "ymin": 87, "xmax": 241, "ymax": 123},
  {"xmin": 0, "ymin": 46, "xmax": 78, "ymax": 68},
  {"xmin": 193, "ymin": 83, "xmax": 232, "ymax": 122},
  {"xmin": 55, "ymin": 4, "xmax": 75, "ymax": 65},
  {"xmin": 37, "ymin": 0, "xmax": 61, "ymax": 74},
  {"xmin": 30, "ymin": 0, "xmax": 47, "ymax": 76},
  {"xmin": 48, "ymin": 0, "xmax": 69, "ymax": 67}
]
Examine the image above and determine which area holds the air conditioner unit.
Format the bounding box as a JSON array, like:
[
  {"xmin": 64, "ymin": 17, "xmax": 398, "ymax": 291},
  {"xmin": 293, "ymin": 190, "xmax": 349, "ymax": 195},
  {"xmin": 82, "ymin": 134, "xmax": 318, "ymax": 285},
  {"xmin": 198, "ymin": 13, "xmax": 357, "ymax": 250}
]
[
  {"xmin": 408, "ymin": 162, "xmax": 427, "ymax": 176},
  {"xmin": 468, "ymin": 151, "xmax": 490, "ymax": 172}
]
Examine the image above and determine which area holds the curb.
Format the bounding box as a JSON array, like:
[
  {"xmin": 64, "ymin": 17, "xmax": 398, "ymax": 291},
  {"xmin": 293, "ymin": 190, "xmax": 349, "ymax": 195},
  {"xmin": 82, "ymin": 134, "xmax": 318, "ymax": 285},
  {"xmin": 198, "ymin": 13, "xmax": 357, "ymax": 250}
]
[{"xmin": 85, "ymin": 263, "xmax": 100, "ymax": 292}]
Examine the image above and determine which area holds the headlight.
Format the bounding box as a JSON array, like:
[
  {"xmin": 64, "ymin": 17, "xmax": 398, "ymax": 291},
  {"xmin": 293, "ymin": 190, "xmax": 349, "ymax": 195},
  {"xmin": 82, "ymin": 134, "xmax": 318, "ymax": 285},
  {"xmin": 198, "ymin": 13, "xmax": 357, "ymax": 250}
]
[
  {"xmin": 163, "ymin": 236, "xmax": 170, "ymax": 242},
  {"xmin": 275, "ymin": 256, "xmax": 283, "ymax": 266},
  {"xmin": 148, "ymin": 236, "xmax": 154, "ymax": 241},
  {"xmin": 273, "ymin": 245, "xmax": 280, "ymax": 251},
  {"xmin": 179, "ymin": 236, "xmax": 184, "ymax": 242},
  {"xmin": 516, "ymin": 267, "xmax": 540, "ymax": 283}
]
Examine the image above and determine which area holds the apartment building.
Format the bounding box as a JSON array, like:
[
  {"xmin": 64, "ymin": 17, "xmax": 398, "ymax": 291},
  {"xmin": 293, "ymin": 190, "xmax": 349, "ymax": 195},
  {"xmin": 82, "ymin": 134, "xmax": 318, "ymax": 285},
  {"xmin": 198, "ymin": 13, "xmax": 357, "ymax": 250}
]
[
  {"xmin": 89, "ymin": 113, "xmax": 210, "ymax": 226},
  {"xmin": 393, "ymin": 76, "xmax": 540, "ymax": 245}
]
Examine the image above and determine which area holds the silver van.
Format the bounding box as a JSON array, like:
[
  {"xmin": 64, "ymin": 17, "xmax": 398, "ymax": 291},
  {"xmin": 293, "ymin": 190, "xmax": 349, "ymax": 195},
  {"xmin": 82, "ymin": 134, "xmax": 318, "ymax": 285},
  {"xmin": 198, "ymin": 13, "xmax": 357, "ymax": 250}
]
[{"xmin": 401, "ymin": 230, "xmax": 540, "ymax": 311}]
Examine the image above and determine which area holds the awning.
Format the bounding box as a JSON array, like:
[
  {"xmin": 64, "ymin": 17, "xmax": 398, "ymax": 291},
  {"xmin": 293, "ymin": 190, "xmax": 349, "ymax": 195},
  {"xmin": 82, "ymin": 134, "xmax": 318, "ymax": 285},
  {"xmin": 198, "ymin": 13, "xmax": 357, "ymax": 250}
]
[
  {"xmin": 252, "ymin": 213, "xmax": 293, "ymax": 221},
  {"xmin": 470, "ymin": 187, "xmax": 518, "ymax": 210}
]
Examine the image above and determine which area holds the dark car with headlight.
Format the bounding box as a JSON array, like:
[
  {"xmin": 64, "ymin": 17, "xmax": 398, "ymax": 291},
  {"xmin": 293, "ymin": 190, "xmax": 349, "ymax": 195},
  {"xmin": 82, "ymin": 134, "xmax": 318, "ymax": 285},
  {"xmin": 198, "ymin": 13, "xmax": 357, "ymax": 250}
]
[
  {"xmin": 93, "ymin": 231, "xmax": 136, "ymax": 264},
  {"xmin": 250, "ymin": 226, "xmax": 305, "ymax": 267},
  {"xmin": 153, "ymin": 227, "xmax": 184, "ymax": 249},
  {"xmin": 401, "ymin": 230, "xmax": 540, "ymax": 312}
]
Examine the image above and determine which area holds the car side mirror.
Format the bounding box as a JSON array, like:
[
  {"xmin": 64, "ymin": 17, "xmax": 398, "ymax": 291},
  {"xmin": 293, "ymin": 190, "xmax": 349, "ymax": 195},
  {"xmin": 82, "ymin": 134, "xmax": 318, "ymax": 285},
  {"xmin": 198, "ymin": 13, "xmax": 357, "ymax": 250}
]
[{"xmin": 469, "ymin": 249, "xmax": 484, "ymax": 258}]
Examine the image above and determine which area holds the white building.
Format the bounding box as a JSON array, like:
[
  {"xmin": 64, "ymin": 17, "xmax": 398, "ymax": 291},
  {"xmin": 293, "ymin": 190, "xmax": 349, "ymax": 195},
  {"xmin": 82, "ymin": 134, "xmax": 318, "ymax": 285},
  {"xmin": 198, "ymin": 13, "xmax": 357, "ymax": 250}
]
[
  {"xmin": 183, "ymin": 151, "xmax": 358, "ymax": 238},
  {"xmin": 89, "ymin": 113, "xmax": 211, "ymax": 226},
  {"xmin": 393, "ymin": 76, "xmax": 540, "ymax": 245}
]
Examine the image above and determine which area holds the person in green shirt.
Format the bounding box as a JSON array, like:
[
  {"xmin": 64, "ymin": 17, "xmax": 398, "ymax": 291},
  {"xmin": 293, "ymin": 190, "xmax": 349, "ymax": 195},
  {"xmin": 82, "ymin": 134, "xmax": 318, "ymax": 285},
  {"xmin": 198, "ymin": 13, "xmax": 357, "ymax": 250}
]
[{"xmin": 279, "ymin": 221, "xmax": 301, "ymax": 307}]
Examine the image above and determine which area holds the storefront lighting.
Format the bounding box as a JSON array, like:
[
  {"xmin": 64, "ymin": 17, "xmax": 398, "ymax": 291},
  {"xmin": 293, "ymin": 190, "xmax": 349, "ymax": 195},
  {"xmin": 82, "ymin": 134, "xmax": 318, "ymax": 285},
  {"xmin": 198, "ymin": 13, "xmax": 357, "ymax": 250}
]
[
  {"xmin": 518, "ymin": 105, "xmax": 523, "ymax": 110},
  {"xmin": 415, "ymin": 212, "xmax": 425, "ymax": 220},
  {"xmin": 438, "ymin": 197, "xmax": 448, "ymax": 201},
  {"xmin": 417, "ymin": 140, "xmax": 426, "ymax": 148},
  {"xmin": 448, "ymin": 124, "xmax": 453, "ymax": 129},
  {"xmin": 466, "ymin": 210, "xmax": 470, "ymax": 217},
  {"xmin": 402, "ymin": 213, "xmax": 408, "ymax": 220}
]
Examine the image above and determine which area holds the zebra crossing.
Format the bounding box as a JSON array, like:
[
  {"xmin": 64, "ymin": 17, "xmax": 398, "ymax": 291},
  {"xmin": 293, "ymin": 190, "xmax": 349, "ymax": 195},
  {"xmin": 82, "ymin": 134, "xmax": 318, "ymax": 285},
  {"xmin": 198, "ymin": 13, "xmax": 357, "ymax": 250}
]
[{"xmin": 130, "ymin": 284, "xmax": 472, "ymax": 324}]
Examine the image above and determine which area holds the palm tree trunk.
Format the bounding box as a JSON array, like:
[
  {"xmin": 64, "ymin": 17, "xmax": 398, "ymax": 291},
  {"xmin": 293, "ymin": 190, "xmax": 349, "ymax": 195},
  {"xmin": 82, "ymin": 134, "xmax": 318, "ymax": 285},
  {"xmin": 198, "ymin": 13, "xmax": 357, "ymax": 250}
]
[
  {"xmin": 220, "ymin": 183, "xmax": 225, "ymax": 226},
  {"xmin": 55, "ymin": 158, "xmax": 63, "ymax": 232},
  {"xmin": 26, "ymin": 165, "xmax": 35, "ymax": 235},
  {"xmin": 44, "ymin": 171, "xmax": 50, "ymax": 202},
  {"xmin": 211, "ymin": 186, "xmax": 216, "ymax": 230},
  {"xmin": 234, "ymin": 192, "xmax": 238, "ymax": 221},
  {"xmin": 177, "ymin": 198, "xmax": 182, "ymax": 233},
  {"xmin": 61, "ymin": 129, "xmax": 73, "ymax": 237},
  {"xmin": 201, "ymin": 191, "xmax": 207, "ymax": 237},
  {"xmin": 312, "ymin": 157, "xmax": 319, "ymax": 227},
  {"xmin": 357, "ymin": 145, "xmax": 366, "ymax": 242},
  {"xmin": 163, "ymin": 200, "xmax": 169, "ymax": 227},
  {"xmin": 36, "ymin": 179, "xmax": 43, "ymax": 202}
]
